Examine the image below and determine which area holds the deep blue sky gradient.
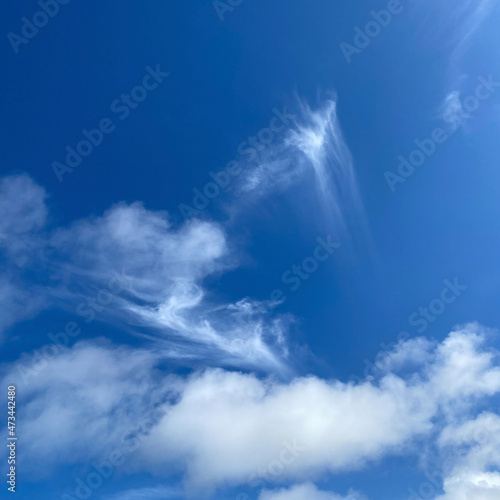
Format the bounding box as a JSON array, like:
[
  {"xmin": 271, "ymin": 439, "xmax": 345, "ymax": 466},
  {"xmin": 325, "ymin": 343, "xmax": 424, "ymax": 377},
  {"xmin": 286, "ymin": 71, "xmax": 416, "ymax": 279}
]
[{"xmin": 2, "ymin": 1, "xmax": 500, "ymax": 499}]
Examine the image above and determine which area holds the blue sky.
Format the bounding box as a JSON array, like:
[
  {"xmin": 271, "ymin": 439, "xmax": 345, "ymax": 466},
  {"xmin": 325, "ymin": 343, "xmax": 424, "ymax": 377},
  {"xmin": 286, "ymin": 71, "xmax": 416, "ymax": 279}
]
[{"xmin": 1, "ymin": 1, "xmax": 500, "ymax": 499}]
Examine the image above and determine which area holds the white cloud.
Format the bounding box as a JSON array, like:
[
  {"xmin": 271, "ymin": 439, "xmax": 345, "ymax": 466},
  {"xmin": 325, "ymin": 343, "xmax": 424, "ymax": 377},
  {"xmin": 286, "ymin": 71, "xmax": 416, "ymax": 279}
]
[
  {"xmin": 451, "ymin": 0, "xmax": 498, "ymax": 57},
  {"xmin": 0, "ymin": 174, "xmax": 47, "ymax": 251},
  {"xmin": 48, "ymin": 203, "xmax": 291, "ymax": 372},
  {"xmin": 234, "ymin": 96, "xmax": 369, "ymax": 247},
  {"xmin": 103, "ymin": 486, "xmax": 181, "ymax": 500},
  {"xmin": 259, "ymin": 483, "xmax": 366, "ymax": 500},
  {"xmin": 286, "ymin": 97, "xmax": 365, "ymax": 236},
  {"xmin": 0, "ymin": 276, "xmax": 47, "ymax": 339},
  {"xmin": 412, "ymin": 0, "xmax": 499, "ymax": 61},
  {"xmin": 435, "ymin": 412, "xmax": 500, "ymax": 500},
  {"xmin": 131, "ymin": 326, "xmax": 500, "ymax": 492},
  {"xmin": 437, "ymin": 471, "xmax": 500, "ymax": 500},
  {"xmin": 374, "ymin": 336, "xmax": 436, "ymax": 373},
  {"xmin": 0, "ymin": 174, "xmax": 290, "ymax": 371},
  {"xmin": 1, "ymin": 173, "xmax": 499, "ymax": 500},
  {"xmin": 440, "ymin": 91, "xmax": 466, "ymax": 130},
  {"xmin": 2, "ymin": 325, "xmax": 499, "ymax": 498},
  {"xmin": 0, "ymin": 175, "xmax": 49, "ymax": 337},
  {"xmin": 1, "ymin": 341, "xmax": 168, "ymax": 476}
]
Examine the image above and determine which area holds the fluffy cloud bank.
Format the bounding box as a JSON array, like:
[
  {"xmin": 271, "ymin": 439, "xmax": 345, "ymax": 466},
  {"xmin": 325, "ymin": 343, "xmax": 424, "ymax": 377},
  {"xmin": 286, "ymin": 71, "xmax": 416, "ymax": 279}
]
[
  {"xmin": 135, "ymin": 325, "xmax": 500, "ymax": 493},
  {"xmin": 5, "ymin": 324, "xmax": 498, "ymax": 499},
  {"xmin": 259, "ymin": 483, "xmax": 366, "ymax": 500}
]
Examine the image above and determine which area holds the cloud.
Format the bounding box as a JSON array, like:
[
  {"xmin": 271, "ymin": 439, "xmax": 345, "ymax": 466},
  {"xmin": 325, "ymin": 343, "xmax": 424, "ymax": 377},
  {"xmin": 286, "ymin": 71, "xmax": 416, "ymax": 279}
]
[
  {"xmin": 412, "ymin": 1, "xmax": 499, "ymax": 128},
  {"xmin": 435, "ymin": 412, "xmax": 500, "ymax": 500},
  {"xmin": 412, "ymin": 0, "xmax": 499, "ymax": 61},
  {"xmin": 49, "ymin": 203, "xmax": 290, "ymax": 371},
  {"xmin": 440, "ymin": 91, "xmax": 466, "ymax": 129},
  {"xmin": 0, "ymin": 175, "xmax": 50, "ymax": 337},
  {"xmin": 451, "ymin": 0, "xmax": 498, "ymax": 58},
  {"xmin": 0, "ymin": 276, "xmax": 47, "ymax": 339},
  {"xmin": 2, "ymin": 325, "xmax": 499, "ymax": 498},
  {"xmin": 0, "ymin": 341, "xmax": 169, "ymax": 476},
  {"xmin": 131, "ymin": 325, "xmax": 500, "ymax": 492},
  {"xmin": 234, "ymin": 96, "xmax": 368, "ymax": 246},
  {"xmin": 0, "ymin": 174, "xmax": 290, "ymax": 371},
  {"xmin": 0, "ymin": 174, "xmax": 48, "ymax": 256},
  {"xmin": 286, "ymin": 96, "xmax": 368, "ymax": 241},
  {"xmin": 103, "ymin": 486, "xmax": 181, "ymax": 500},
  {"xmin": 259, "ymin": 483, "xmax": 366, "ymax": 500},
  {"xmin": 1, "ymin": 174, "xmax": 499, "ymax": 500}
]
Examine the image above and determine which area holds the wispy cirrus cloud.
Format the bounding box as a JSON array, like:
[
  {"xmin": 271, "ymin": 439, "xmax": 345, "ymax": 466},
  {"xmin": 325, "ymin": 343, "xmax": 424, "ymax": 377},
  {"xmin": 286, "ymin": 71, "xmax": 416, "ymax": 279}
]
[
  {"xmin": 103, "ymin": 485, "xmax": 182, "ymax": 500},
  {"xmin": 0, "ymin": 174, "xmax": 290, "ymax": 372},
  {"xmin": 234, "ymin": 95, "xmax": 369, "ymax": 249},
  {"xmin": 449, "ymin": 0, "xmax": 499, "ymax": 61},
  {"xmin": 427, "ymin": 0, "xmax": 500, "ymax": 122}
]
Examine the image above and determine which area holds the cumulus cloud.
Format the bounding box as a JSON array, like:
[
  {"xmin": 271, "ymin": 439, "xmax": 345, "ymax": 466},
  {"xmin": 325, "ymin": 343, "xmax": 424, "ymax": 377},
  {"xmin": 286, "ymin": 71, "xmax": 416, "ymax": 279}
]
[
  {"xmin": 129, "ymin": 326, "xmax": 500, "ymax": 492},
  {"xmin": 259, "ymin": 483, "xmax": 366, "ymax": 500},
  {"xmin": 1, "ymin": 325, "xmax": 499, "ymax": 498},
  {"xmin": 435, "ymin": 412, "xmax": 500, "ymax": 500},
  {"xmin": 0, "ymin": 341, "xmax": 169, "ymax": 476}
]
